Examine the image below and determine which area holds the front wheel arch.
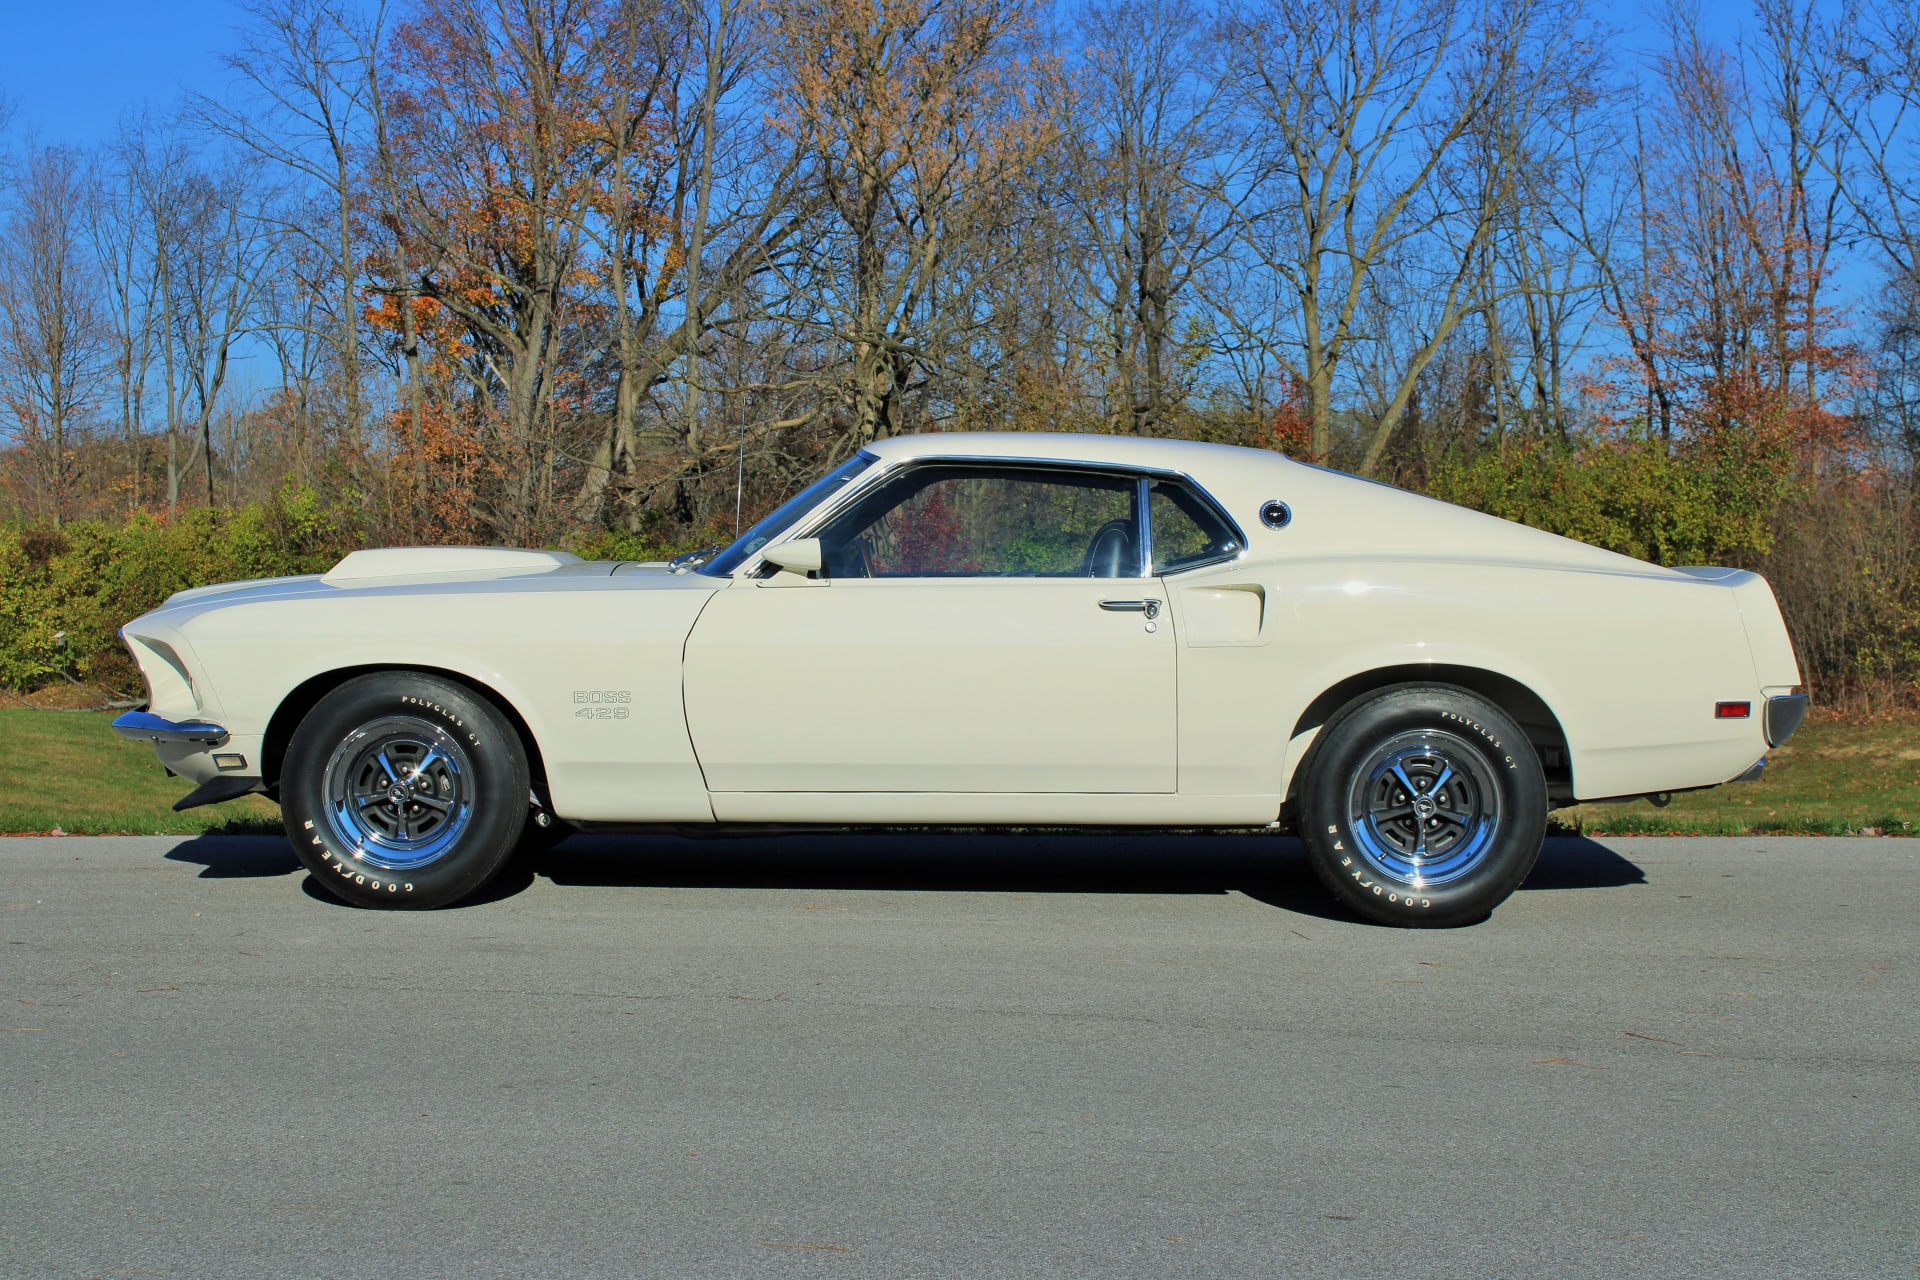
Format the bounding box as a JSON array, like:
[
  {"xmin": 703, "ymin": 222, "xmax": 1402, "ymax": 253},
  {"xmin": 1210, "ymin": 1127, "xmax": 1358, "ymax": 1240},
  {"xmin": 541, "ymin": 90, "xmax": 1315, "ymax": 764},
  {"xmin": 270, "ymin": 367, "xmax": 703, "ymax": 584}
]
[{"xmin": 263, "ymin": 664, "xmax": 553, "ymax": 811}]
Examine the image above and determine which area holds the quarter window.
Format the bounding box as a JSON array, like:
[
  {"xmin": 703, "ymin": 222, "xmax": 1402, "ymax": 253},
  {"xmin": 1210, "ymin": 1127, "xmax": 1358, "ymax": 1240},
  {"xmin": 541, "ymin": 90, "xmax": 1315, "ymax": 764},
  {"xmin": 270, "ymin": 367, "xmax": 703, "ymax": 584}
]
[{"xmin": 1148, "ymin": 480, "xmax": 1242, "ymax": 573}]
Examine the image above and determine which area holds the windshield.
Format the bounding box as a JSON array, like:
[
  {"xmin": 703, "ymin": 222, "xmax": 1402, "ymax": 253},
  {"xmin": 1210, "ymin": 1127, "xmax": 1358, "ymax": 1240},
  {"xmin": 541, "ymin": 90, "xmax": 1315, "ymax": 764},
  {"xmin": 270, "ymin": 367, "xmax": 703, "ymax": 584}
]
[{"xmin": 698, "ymin": 453, "xmax": 878, "ymax": 577}]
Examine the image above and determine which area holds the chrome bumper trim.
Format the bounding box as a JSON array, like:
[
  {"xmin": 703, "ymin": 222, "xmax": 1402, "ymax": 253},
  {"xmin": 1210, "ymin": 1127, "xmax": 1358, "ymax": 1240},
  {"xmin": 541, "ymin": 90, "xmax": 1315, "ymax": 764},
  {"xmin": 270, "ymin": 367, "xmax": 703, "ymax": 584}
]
[
  {"xmin": 1764, "ymin": 693, "xmax": 1809, "ymax": 748},
  {"xmin": 111, "ymin": 710, "xmax": 230, "ymax": 747}
]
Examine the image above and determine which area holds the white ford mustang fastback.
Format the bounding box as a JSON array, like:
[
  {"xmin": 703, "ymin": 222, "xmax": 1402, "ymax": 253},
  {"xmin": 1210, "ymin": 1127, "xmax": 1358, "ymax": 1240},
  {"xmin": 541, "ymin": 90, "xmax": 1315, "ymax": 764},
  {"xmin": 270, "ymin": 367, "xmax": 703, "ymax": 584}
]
[{"xmin": 115, "ymin": 433, "xmax": 1805, "ymax": 925}]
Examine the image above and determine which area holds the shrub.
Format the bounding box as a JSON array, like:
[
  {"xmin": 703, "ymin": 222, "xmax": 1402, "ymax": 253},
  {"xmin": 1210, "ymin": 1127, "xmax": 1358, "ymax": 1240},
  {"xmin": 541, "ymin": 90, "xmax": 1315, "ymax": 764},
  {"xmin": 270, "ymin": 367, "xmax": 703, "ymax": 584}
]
[
  {"xmin": 0, "ymin": 527, "xmax": 63, "ymax": 688},
  {"xmin": 1755, "ymin": 480, "xmax": 1920, "ymax": 709},
  {"xmin": 564, "ymin": 524, "xmax": 682, "ymax": 563},
  {"xmin": 1427, "ymin": 428, "xmax": 1796, "ymax": 566},
  {"xmin": 0, "ymin": 485, "xmax": 357, "ymax": 696}
]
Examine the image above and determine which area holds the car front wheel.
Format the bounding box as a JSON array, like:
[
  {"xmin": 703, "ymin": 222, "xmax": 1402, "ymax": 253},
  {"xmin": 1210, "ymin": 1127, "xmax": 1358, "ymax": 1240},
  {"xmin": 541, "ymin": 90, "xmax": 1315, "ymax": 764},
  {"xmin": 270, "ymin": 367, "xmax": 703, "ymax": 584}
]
[
  {"xmin": 282, "ymin": 672, "xmax": 530, "ymax": 909},
  {"xmin": 1298, "ymin": 686, "xmax": 1547, "ymax": 927}
]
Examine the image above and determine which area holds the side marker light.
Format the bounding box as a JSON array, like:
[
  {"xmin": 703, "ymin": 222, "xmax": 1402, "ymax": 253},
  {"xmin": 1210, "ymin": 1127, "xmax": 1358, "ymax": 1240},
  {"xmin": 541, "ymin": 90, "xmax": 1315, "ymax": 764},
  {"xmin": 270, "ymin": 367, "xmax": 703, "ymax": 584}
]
[{"xmin": 1715, "ymin": 702, "xmax": 1752, "ymax": 719}]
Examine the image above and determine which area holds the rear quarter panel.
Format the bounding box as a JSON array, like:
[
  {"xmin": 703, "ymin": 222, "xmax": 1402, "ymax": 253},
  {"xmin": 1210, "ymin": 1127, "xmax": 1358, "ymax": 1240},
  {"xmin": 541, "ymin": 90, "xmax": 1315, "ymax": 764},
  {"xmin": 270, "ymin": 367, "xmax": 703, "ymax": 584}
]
[
  {"xmin": 1171, "ymin": 555, "xmax": 1768, "ymax": 804},
  {"xmin": 1164, "ymin": 459, "xmax": 1773, "ymax": 806}
]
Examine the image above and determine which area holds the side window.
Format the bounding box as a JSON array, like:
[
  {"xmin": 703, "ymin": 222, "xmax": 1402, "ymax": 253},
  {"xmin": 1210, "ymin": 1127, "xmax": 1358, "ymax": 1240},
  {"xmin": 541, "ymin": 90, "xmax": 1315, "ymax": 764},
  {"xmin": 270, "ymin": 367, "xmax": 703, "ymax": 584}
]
[
  {"xmin": 817, "ymin": 466, "xmax": 1138, "ymax": 578},
  {"xmin": 1149, "ymin": 480, "xmax": 1242, "ymax": 574}
]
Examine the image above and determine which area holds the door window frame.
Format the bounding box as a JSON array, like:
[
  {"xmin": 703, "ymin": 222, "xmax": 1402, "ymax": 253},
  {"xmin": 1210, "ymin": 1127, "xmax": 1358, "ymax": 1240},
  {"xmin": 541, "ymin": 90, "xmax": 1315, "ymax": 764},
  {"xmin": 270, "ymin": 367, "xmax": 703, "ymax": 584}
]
[{"xmin": 729, "ymin": 455, "xmax": 1247, "ymax": 581}]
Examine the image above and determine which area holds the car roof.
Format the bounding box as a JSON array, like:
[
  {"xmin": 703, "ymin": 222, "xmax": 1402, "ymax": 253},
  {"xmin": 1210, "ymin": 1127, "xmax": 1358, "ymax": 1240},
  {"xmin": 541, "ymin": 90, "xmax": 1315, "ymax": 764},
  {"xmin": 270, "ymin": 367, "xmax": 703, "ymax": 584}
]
[{"xmin": 863, "ymin": 431, "xmax": 1295, "ymax": 477}]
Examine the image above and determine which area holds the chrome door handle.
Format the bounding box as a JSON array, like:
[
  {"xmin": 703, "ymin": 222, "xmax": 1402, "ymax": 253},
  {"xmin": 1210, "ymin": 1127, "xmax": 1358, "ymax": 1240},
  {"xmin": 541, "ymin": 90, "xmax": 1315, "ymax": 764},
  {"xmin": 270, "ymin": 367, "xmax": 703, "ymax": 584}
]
[{"xmin": 1099, "ymin": 598, "xmax": 1161, "ymax": 619}]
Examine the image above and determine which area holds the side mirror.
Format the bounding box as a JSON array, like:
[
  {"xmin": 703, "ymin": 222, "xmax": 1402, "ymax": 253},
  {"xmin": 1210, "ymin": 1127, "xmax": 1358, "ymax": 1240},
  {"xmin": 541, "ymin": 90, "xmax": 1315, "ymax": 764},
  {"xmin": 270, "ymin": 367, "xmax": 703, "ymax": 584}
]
[{"xmin": 763, "ymin": 537, "xmax": 823, "ymax": 577}]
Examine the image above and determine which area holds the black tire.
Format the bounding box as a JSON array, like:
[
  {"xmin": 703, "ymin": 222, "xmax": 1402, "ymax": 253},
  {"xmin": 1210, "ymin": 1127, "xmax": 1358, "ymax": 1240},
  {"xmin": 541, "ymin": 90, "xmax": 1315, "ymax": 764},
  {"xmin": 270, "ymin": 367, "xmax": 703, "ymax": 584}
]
[
  {"xmin": 1298, "ymin": 685, "xmax": 1546, "ymax": 927},
  {"xmin": 282, "ymin": 672, "xmax": 530, "ymax": 909}
]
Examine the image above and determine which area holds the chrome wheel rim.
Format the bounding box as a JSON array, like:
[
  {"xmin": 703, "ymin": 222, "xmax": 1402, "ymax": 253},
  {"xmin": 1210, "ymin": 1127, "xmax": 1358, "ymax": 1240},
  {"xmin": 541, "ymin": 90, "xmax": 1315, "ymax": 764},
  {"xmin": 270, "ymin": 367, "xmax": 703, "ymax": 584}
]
[
  {"xmin": 1346, "ymin": 730, "xmax": 1500, "ymax": 889},
  {"xmin": 321, "ymin": 716, "xmax": 474, "ymax": 872}
]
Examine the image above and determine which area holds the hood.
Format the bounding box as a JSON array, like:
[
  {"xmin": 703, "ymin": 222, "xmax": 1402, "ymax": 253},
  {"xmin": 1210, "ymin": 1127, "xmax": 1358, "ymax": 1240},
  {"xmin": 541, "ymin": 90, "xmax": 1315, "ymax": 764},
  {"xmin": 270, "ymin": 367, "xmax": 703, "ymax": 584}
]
[
  {"xmin": 153, "ymin": 549, "xmax": 631, "ymax": 614},
  {"xmin": 163, "ymin": 573, "xmax": 326, "ymax": 608}
]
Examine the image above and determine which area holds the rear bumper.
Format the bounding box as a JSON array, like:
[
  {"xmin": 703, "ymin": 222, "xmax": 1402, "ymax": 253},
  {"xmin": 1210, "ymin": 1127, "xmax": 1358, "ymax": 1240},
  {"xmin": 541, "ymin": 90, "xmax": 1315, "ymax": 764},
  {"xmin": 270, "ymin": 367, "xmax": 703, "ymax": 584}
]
[
  {"xmin": 1765, "ymin": 694, "xmax": 1809, "ymax": 748},
  {"xmin": 111, "ymin": 711, "xmax": 230, "ymax": 747}
]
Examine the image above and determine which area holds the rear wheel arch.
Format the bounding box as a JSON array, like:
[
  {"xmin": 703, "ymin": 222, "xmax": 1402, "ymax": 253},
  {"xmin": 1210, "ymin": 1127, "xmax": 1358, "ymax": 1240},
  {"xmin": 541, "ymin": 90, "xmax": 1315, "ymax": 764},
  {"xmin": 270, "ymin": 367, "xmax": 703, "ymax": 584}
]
[
  {"xmin": 1283, "ymin": 664, "xmax": 1572, "ymax": 806},
  {"xmin": 262, "ymin": 665, "xmax": 552, "ymax": 808}
]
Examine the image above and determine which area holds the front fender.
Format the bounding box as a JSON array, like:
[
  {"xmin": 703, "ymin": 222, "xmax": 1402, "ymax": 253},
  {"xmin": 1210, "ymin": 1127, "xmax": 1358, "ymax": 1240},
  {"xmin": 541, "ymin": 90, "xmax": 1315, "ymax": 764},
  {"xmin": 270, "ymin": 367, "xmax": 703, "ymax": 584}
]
[{"xmin": 161, "ymin": 578, "xmax": 720, "ymax": 823}]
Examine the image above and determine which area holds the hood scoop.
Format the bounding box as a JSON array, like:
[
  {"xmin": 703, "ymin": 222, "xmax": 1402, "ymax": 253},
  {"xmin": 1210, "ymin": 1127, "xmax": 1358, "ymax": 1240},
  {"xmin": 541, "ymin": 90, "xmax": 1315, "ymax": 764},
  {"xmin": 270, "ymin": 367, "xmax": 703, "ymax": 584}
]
[{"xmin": 322, "ymin": 547, "xmax": 583, "ymax": 586}]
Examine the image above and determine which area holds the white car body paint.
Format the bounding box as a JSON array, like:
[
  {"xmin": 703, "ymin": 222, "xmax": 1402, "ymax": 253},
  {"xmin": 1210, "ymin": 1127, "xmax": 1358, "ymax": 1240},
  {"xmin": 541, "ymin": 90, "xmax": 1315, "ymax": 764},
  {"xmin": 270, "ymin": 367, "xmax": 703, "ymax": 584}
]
[{"xmin": 119, "ymin": 432, "xmax": 1800, "ymax": 826}]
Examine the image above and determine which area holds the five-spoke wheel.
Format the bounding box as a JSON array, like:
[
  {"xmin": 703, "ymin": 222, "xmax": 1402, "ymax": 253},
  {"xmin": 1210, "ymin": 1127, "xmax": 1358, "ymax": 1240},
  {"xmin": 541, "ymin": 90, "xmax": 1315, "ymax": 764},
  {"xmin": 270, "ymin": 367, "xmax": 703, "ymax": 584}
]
[
  {"xmin": 1299, "ymin": 686, "xmax": 1546, "ymax": 927},
  {"xmin": 282, "ymin": 673, "xmax": 529, "ymax": 909},
  {"xmin": 321, "ymin": 716, "xmax": 475, "ymax": 870}
]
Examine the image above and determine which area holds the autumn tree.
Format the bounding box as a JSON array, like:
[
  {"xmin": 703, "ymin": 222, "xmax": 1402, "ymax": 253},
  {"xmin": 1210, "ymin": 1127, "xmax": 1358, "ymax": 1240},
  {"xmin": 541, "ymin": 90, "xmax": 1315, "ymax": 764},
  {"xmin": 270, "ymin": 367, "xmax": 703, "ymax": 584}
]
[
  {"xmin": 119, "ymin": 115, "xmax": 201, "ymax": 511},
  {"xmin": 169, "ymin": 163, "xmax": 277, "ymax": 509},
  {"xmin": 0, "ymin": 146, "xmax": 108, "ymax": 529},
  {"xmin": 1581, "ymin": 6, "xmax": 1852, "ymax": 471},
  {"xmin": 578, "ymin": 0, "xmax": 683, "ymax": 510},
  {"xmin": 569, "ymin": 0, "xmax": 818, "ymax": 529},
  {"xmin": 1866, "ymin": 277, "xmax": 1920, "ymax": 479},
  {"xmin": 196, "ymin": 0, "xmax": 386, "ymax": 477},
  {"xmin": 1061, "ymin": 0, "xmax": 1232, "ymax": 434},
  {"xmin": 1210, "ymin": 0, "xmax": 1589, "ymax": 470},
  {"xmin": 1825, "ymin": 0, "xmax": 1920, "ymax": 284},
  {"xmin": 372, "ymin": 0, "xmax": 620, "ymax": 543},
  {"xmin": 252, "ymin": 223, "xmax": 335, "ymax": 487},
  {"xmin": 87, "ymin": 139, "xmax": 162, "ymax": 511},
  {"xmin": 766, "ymin": 0, "xmax": 1058, "ymax": 448}
]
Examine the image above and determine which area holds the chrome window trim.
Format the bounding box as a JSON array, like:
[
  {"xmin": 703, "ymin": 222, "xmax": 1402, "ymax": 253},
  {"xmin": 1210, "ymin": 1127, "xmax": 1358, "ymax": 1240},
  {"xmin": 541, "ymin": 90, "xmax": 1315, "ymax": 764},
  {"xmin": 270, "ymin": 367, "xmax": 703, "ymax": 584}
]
[
  {"xmin": 1142, "ymin": 475, "xmax": 1248, "ymax": 578},
  {"xmin": 1134, "ymin": 477, "xmax": 1154, "ymax": 578},
  {"xmin": 734, "ymin": 453, "xmax": 1244, "ymax": 581},
  {"xmin": 731, "ymin": 451, "xmax": 894, "ymax": 579},
  {"xmin": 702, "ymin": 451, "xmax": 882, "ymax": 578},
  {"xmin": 1156, "ymin": 547, "xmax": 1248, "ymax": 577}
]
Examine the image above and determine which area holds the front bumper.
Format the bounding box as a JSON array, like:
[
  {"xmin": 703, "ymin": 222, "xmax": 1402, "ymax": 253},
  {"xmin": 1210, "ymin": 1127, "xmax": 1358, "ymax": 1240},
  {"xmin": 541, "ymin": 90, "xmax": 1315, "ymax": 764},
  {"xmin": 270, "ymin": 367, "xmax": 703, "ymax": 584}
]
[
  {"xmin": 111, "ymin": 711, "xmax": 230, "ymax": 747},
  {"xmin": 112, "ymin": 712, "xmax": 265, "ymax": 809}
]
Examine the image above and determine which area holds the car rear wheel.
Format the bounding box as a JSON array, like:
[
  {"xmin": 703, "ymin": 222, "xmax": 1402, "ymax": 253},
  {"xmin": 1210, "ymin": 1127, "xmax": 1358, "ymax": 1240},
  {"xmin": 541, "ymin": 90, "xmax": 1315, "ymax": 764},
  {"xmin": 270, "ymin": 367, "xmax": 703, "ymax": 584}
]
[
  {"xmin": 1298, "ymin": 686, "xmax": 1547, "ymax": 927},
  {"xmin": 282, "ymin": 672, "xmax": 530, "ymax": 909}
]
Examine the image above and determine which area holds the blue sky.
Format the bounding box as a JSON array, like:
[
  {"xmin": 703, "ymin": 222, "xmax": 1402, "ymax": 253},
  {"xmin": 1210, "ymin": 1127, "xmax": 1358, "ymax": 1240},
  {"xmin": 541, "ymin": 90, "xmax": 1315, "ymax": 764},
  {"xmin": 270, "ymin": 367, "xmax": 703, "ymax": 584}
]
[
  {"xmin": 2, "ymin": 0, "xmax": 1742, "ymax": 150},
  {"xmin": 3, "ymin": 1, "xmax": 287, "ymax": 147}
]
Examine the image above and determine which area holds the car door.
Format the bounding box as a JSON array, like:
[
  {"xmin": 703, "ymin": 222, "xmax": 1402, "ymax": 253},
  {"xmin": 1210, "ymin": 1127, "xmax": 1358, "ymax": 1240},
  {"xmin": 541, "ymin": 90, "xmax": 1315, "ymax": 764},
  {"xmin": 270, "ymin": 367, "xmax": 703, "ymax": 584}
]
[{"xmin": 681, "ymin": 463, "xmax": 1177, "ymax": 794}]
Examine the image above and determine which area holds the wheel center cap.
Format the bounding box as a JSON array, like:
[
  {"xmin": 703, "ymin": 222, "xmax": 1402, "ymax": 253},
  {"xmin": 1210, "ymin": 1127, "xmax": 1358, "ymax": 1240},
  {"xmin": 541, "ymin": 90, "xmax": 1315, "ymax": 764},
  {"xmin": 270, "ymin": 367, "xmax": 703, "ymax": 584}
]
[
  {"xmin": 387, "ymin": 783, "xmax": 412, "ymax": 806},
  {"xmin": 1412, "ymin": 795, "xmax": 1437, "ymax": 820}
]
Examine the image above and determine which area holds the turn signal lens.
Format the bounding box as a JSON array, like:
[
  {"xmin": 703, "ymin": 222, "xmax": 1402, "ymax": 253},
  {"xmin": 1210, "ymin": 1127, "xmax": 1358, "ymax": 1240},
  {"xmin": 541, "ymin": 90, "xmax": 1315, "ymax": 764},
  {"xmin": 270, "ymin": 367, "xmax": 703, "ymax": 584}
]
[{"xmin": 1716, "ymin": 701, "xmax": 1752, "ymax": 719}]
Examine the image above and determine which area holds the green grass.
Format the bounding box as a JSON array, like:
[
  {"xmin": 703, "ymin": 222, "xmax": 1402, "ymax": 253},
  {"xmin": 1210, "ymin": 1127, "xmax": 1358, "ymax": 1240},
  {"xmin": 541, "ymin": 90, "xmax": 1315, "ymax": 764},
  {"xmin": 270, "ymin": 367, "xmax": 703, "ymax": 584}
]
[
  {"xmin": 0, "ymin": 706, "xmax": 1912, "ymax": 838},
  {"xmin": 0, "ymin": 708, "xmax": 283, "ymax": 836}
]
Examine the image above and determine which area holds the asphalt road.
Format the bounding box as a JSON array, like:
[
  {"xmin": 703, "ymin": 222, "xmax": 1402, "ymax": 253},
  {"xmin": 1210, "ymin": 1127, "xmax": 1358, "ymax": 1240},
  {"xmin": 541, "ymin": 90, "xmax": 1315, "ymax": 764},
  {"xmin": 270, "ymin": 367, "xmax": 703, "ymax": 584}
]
[{"xmin": 2, "ymin": 831, "xmax": 1915, "ymax": 1280}]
